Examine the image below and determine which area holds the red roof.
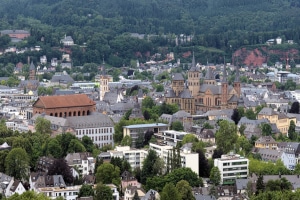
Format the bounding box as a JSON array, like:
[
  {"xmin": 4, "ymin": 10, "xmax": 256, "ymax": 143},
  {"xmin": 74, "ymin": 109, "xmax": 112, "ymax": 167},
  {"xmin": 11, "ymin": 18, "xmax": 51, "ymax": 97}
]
[{"xmin": 34, "ymin": 94, "xmax": 95, "ymax": 109}]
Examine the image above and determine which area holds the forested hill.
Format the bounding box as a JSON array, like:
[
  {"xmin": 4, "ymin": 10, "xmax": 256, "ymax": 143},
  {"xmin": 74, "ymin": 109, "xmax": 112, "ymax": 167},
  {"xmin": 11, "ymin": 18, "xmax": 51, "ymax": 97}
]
[{"xmin": 1, "ymin": 0, "xmax": 300, "ymax": 35}]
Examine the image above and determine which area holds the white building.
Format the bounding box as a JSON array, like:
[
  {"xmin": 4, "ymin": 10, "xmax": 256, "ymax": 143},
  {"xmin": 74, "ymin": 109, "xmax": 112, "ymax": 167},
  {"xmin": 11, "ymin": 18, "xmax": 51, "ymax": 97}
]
[
  {"xmin": 71, "ymin": 113, "xmax": 115, "ymax": 148},
  {"xmin": 154, "ymin": 130, "xmax": 188, "ymax": 147},
  {"xmin": 149, "ymin": 143, "xmax": 199, "ymax": 175},
  {"xmin": 38, "ymin": 185, "xmax": 80, "ymax": 200},
  {"xmin": 40, "ymin": 55, "xmax": 47, "ymax": 64},
  {"xmin": 65, "ymin": 153, "xmax": 95, "ymax": 176},
  {"xmin": 214, "ymin": 154, "xmax": 249, "ymax": 185},
  {"xmin": 108, "ymin": 146, "xmax": 148, "ymax": 169}
]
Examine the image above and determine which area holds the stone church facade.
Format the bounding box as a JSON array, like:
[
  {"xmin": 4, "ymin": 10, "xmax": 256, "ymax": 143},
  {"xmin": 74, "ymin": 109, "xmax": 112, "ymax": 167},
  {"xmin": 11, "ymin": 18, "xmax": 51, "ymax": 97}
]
[{"xmin": 166, "ymin": 54, "xmax": 241, "ymax": 114}]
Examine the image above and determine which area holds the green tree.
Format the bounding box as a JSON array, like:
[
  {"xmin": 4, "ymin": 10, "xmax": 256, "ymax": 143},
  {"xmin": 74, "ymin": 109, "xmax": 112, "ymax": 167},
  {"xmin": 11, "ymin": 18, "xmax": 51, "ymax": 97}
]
[
  {"xmin": 48, "ymin": 158, "xmax": 74, "ymax": 184},
  {"xmin": 141, "ymin": 149, "xmax": 159, "ymax": 184},
  {"xmin": 215, "ymin": 120, "xmax": 238, "ymax": 153},
  {"xmin": 288, "ymin": 120, "xmax": 297, "ymax": 141},
  {"xmin": 5, "ymin": 148, "xmax": 30, "ymax": 180},
  {"xmin": 176, "ymin": 180, "xmax": 195, "ymax": 200},
  {"xmin": 265, "ymin": 178, "xmax": 292, "ymax": 191},
  {"xmin": 255, "ymin": 174, "xmax": 265, "ymax": 195},
  {"xmin": 165, "ymin": 167, "xmax": 202, "ymax": 187},
  {"xmin": 245, "ymin": 109, "xmax": 256, "ymax": 120},
  {"xmin": 96, "ymin": 163, "xmax": 121, "ymax": 185},
  {"xmin": 260, "ymin": 123, "xmax": 272, "ymax": 136},
  {"xmin": 209, "ymin": 167, "xmax": 221, "ymax": 186},
  {"xmin": 156, "ymin": 84, "xmax": 164, "ymax": 92},
  {"xmin": 0, "ymin": 150, "xmax": 9, "ymax": 172},
  {"xmin": 171, "ymin": 121, "xmax": 184, "ymax": 131},
  {"xmin": 78, "ymin": 184, "xmax": 94, "ymax": 197},
  {"xmin": 6, "ymin": 190, "xmax": 51, "ymax": 200},
  {"xmin": 160, "ymin": 183, "xmax": 181, "ymax": 200},
  {"xmin": 94, "ymin": 183, "xmax": 113, "ymax": 200},
  {"xmin": 67, "ymin": 139, "xmax": 86, "ymax": 153},
  {"xmin": 35, "ymin": 117, "xmax": 52, "ymax": 134},
  {"xmin": 289, "ymin": 102, "xmax": 299, "ymax": 114},
  {"xmin": 81, "ymin": 136, "xmax": 94, "ymax": 152},
  {"xmin": 44, "ymin": 138, "xmax": 62, "ymax": 158},
  {"xmin": 142, "ymin": 96, "xmax": 155, "ymax": 109},
  {"xmin": 182, "ymin": 134, "xmax": 198, "ymax": 144},
  {"xmin": 203, "ymin": 122, "xmax": 214, "ymax": 129},
  {"xmin": 120, "ymin": 135, "xmax": 132, "ymax": 146}
]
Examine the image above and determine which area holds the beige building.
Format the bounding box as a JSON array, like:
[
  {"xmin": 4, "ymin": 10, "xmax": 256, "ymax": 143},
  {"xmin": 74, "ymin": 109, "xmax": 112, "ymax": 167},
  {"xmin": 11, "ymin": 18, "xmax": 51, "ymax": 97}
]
[
  {"xmin": 95, "ymin": 74, "xmax": 113, "ymax": 101},
  {"xmin": 257, "ymin": 107, "xmax": 296, "ymax": 135},
  {"xmin": 255, "ymin": 136, "xmax": 278, "ymax": 150},
  {"xmin": 165, "ymin": 54, "xmax": 241, "ymax": 114}
]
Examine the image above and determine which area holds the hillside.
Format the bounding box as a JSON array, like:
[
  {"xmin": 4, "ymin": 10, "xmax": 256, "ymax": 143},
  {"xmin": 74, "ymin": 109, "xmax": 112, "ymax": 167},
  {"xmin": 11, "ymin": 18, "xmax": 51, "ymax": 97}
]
[
  {"xmin": 1, "ymin": 0, "xmax": 300, "ymax": 35},
  {"xmin": 1, "ymin": 0, "xmax": 300, "ymax": 66}
]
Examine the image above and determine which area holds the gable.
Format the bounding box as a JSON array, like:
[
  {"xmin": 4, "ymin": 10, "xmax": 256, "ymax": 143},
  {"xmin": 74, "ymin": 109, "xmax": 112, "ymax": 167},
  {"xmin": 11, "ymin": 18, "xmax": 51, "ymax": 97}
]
[{"xmin": 32, "ymin": 99, "xmax": 45, "ymax": 108}]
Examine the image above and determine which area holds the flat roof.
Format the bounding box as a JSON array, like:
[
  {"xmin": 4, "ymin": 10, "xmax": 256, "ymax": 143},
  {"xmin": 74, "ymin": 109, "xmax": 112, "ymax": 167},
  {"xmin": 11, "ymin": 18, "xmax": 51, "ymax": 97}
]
[{"xmin": 123, "ymin": 123, "xmax": 168, "ymax": 129}]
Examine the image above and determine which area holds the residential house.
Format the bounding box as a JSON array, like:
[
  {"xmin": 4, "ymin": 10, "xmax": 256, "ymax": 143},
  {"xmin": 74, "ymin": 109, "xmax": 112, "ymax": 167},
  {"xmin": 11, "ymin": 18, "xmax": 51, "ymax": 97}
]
[
  {"xmin": 121, "ymin": 171, "xmax": 141, "ymax": 191},
  {"xmin": 159, "ymin": 110, "xmax": 193, "ymax": 132},
  {"xmin": 65, "ymin": 152, "xmax": 95, "ymax": 176},
  {"xmin": 124, "ymin": 186, "xmax": 145, "ymax": 200},
  {"xmin": 60, "ymin": 36, "xmax": 74, "ymax": 46},
  {"xmin": 279, "ymin": 142, "xmax": 300, "ymax": 170},
  {"xmin": 197, "ymin": 129, "xmax": 215, "ymax": 144},
  {"xmin": 255, "ymin": 136, "xmax": 278, "ymax": 150},
  {"xmin": 140, "ymin": 189, "xmax": 160, "ymax": 200},
  {"xmin": 253, "ymin": 148, "xmax": 283, "ymax": 163},
  {"xmin": 37, "ymin": 157, "xmax": 55, "ymax": 172}
]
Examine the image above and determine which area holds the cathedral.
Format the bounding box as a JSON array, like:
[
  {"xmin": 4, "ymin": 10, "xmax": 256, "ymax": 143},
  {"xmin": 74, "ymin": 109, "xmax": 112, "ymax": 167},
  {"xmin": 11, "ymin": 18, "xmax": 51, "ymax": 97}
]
[{"xmin": 165, "ymin": 54, "xmax": 241, "ymax": 114}]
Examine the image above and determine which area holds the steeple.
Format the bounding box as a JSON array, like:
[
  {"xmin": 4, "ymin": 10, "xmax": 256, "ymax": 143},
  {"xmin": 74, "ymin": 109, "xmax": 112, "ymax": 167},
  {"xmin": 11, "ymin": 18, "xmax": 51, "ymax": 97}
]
[
  {"xmin": 189, "ymin": 52, "xmax": 197, "ymax": 72},
  {"xmin": 234, "ymin": 65, "xmax": 240, "ymax": 82},
  {"xmin": 234, "ymin": 65, "xmax": 241, "ymax": 98},
  {"xmin": 222, "ymin": 57, "xmax": 227, "ymax": 82}
]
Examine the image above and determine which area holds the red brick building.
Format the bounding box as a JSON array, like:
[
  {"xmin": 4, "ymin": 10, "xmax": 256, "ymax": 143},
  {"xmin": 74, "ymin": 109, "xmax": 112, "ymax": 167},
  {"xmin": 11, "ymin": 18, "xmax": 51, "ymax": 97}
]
[{"xmin": 33, "ymin": 94, "xmax": 96, "ymax": 117}]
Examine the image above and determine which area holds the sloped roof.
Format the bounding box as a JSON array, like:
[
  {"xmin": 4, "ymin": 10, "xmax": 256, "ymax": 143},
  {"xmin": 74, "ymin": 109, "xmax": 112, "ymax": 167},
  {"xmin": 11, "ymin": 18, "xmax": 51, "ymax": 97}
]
[
  {"xmin": 205, "ymin": 67, "xmax": 214, "ymax": 80},
  {"xmin": 179, "ymin": 89, "xmax": 193, "ymax": 98},
  {"xmin": 172, "ymin": 73, "xmax": 184, "ymax": 81},
  {"xmin": 33, "ymin": 94, "xmax": 95, "ymax": 109}
]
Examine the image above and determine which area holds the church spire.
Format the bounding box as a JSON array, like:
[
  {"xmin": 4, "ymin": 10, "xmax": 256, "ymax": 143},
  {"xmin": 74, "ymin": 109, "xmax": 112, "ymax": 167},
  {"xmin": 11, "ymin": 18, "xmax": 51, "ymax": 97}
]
[
  {"xmin": 222, "ymin": 56, "xmax": 227, "ymax": 82},
  {"xmin": 192, "ymin": 52, "xmax": 196, "ymax": 68},
  {"xmin": 234, "ymin": 65, "xmax": 240, "ymax": 82}
]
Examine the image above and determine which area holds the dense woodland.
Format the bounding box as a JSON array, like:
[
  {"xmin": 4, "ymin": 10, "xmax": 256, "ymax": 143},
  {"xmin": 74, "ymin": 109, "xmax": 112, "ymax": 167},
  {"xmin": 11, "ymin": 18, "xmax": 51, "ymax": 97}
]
[{"xmin": 0, "ymin": 0, "xmax": 300, "ymax": 66}]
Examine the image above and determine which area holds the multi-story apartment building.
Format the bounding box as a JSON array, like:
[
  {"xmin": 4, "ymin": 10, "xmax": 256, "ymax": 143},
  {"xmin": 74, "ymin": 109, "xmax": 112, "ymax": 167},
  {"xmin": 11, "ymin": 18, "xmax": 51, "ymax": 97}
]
[
  {"xmin": 108, "ymin": 146, "xmax": 148, "ymax": 169},
  {"xmin": 214, "ymin": 154, "xmax": 249, "ymax": 185},
  {"xmin": 123, "ymin": 123, "xmax": 169, "ymax": 147},
  {"xmin": 149, "ymin": 143, "xmax": 199, "ymax": 175},
  {"xmin": 154, "ymin": 130, "xmax": 188, "ymax": 147}
]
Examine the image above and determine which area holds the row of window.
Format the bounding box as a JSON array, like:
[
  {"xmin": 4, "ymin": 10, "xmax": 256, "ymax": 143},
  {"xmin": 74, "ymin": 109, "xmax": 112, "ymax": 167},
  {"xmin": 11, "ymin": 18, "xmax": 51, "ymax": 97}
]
[{"xmin": 76, "ymin": 128, "xmax": 113, "ymax": 135}]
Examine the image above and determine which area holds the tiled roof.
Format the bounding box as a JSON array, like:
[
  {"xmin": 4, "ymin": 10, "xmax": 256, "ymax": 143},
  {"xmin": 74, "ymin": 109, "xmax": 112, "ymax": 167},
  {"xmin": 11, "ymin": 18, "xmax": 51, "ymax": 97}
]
[
  {"xmin": 34, "ymin": 94, "xmax": 95, "ymax": 109},
  {"xmin": 172, "ymin": 73, "xmax": 184, "ymax": 81}
]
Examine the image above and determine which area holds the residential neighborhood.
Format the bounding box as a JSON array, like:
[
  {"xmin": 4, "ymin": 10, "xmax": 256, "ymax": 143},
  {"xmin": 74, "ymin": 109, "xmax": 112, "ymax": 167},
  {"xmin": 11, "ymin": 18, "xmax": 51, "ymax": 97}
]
[{"xmin": 0, "ymin": 43, "xmax": 300, "ymax": 200}]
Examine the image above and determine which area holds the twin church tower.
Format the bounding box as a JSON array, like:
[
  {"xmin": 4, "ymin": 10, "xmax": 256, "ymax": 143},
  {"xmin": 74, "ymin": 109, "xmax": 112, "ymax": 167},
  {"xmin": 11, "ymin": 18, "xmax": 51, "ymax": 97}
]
[{"xmin": 166, "ymin": 53, "xmax": 241, "ymax": 114}]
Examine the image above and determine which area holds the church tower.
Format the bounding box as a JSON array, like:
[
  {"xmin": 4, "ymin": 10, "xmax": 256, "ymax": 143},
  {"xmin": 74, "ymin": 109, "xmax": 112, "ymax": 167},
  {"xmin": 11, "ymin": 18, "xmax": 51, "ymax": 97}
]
[
  {"xmin": 221, "ymin": 64, "xmax": 228, "ymax": 108},
  {"xmin": 234, "ymin": 66, "xmax": 241, "ymax": 98},
  {"xmin": 29, "ymin": 61, "xmax": 36, "ymax": 80},
  {"xmin": 188, "ymin": 52, "xmax": 200, "ymax": 97},
  {"xmin": 172, "ymin": 73, "xmax": 185, "ymax": 96}
]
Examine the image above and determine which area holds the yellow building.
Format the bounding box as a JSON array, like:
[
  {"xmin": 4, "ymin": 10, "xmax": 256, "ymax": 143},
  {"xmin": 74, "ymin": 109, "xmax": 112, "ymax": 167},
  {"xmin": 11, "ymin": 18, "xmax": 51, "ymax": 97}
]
[
  {"xmin": 255, "ymin": 136, "xmax": 278, "ymax": 150},
  {"xmin": 257, "ymin": 107, "xmax": 296, "ymax": 135}
]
